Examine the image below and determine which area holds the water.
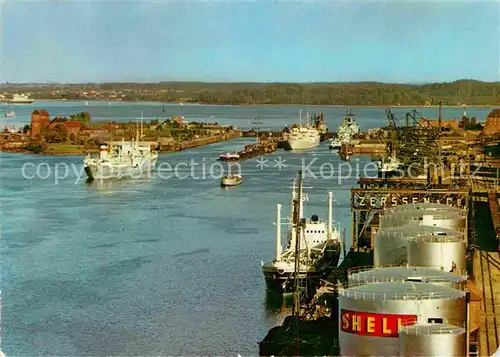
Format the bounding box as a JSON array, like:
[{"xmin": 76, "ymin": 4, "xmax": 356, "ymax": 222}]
[{"xmin": 1, "ymin": 101, "xmax": 494, "ymax": 355}]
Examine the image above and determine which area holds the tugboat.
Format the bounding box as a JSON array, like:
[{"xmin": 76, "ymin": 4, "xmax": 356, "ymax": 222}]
[
  {"xmin": 220, "ymin": 174, "xmax": 243, "ymax": 187},
  {"xmin": 260, "ymin": 171, "xmax": 341, "ymax": 294},
  {"xmin": 218, "ymin": 152, "xmax": 240, "ymax": 161},
  {"xmin": 4, "ymin": 110, "xmax": 15, "ymax": 118},
  {"xmin": 221, "ymin": 164, "xmax": 243, "ymax": 187}
]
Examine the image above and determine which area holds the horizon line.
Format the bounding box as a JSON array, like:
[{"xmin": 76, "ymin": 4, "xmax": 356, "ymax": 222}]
[{"xmin": 0, "ymin": 79, "xmax": 497, "ymax": 86}]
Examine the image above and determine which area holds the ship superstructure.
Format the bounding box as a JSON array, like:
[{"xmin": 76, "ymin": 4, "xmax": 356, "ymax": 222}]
[{"xmin": 329, "ymin": 110, "xmax": 360, "ymax": 149}]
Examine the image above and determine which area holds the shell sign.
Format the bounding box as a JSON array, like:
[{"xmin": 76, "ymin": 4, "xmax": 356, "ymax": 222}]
[{"xmin": 341, "ymin": 309, "xmax": 417, "ymax": 337}]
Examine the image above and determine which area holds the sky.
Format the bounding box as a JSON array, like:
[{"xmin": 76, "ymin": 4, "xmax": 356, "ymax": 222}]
[{"xmin": 0, "ymin": 0, "xmax": 499, "ymax": 83}]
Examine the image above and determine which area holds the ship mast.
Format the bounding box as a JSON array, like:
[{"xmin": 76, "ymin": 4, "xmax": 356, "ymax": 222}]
[
  {"xmin": 276, "ymin": 204, "xmax": 282, "ymax": 261},
  {"xmin": 328, "ymin": 192, "xmax": 333, "ymax": 240},
  {"xmin": 291, "ymin": 170, "xmax": 303, "ymax": 354}
]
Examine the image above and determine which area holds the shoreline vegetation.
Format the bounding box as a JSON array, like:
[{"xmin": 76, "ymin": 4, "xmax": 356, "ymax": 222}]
[
  {"xmin": 1, "ymin": 80, "xmax": 500, "ymax": 106},
  {"xmin": 0, "ymin": 114, "xmax": 242, "ymax": 156}
]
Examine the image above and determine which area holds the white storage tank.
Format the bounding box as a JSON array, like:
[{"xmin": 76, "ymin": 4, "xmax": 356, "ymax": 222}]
[
  {"xmin": 399, "ymin": 323, "xmax": 466, "ymax": 357},
  {"xmin": 380, "ymin": 209, "xmax": 466, "ymax": 232},
  {"xmin": 407, "ymin": 235, "xmax": 467, "ymax": 272},
  {"xmin": 339, "ymin": 282, "xmax": 466, "ymax": 357},
  {"xmin": 374, "ymin": 225, "xmax": 463, "ymax": 267},
  {"xmin": 347, "ymin": 266, "xmax": 467, "ymax": 290}
]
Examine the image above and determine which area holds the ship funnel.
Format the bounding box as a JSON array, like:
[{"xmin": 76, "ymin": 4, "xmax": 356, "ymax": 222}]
[
  {"xmin": 328, "ymin": 192, "xmax": 333, "ymax": 240},
  {"xmin": 276, "ymin": 204, "xmax": 282, "ymax": 261}
]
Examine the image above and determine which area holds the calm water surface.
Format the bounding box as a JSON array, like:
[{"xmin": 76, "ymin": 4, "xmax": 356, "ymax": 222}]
[{"xmin": 1, "ymin": 101, "xmax": 494, "ymax": 355}]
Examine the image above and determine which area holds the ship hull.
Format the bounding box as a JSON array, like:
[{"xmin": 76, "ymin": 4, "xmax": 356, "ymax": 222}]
[
  {"xmin": 283, "ymin": 137, "xmax": 320, "ymax": 151},
  {"xmin": 261, "ymin": 243, "xmax": 341, "ymax": 294},
  {"xmin": 3, "ymin": 100, "xmax": 34, "ymax": 104},
  {"xmin": 220, "ymin": 177, "xmax": 243, "ymax": 187},
  {"xmin": 85, "ymin": 163, "xmax": 155, "ymax": 180}
]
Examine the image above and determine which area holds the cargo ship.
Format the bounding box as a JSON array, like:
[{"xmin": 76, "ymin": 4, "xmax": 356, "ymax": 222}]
[
  {"xmin": 260, "ymin": 172, "xmax": 341, "ymax": 294},
  {"xmin": 1, "ymin": 94, "xmax": 34, "ymax": 104}
]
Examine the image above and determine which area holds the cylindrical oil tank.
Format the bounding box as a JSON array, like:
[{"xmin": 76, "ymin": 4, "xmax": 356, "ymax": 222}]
[
  {"xmin": 407, "ymin": 235, "xmax": 467, "ymax": 272},
  {"xmin": 374, "ymin": 225, "xmax": 463, "ymax": 267},
  {"xmin": 399, "ymin": 324, "xmax": 466, "ymax": 357},
  {"xmin": 385, "ymin": 203, "xmax": 464, "ymax": 215},
  {"xmin": 380, "ymin": 210, "xmax": 466, "ymax": 232},
  {"xmin": 347, "ymin": 266, "xmax": 467, "ymax": 290},
  {"xmin": 338, "ymin": 282, "xmax": 466, "ymax": 357}
]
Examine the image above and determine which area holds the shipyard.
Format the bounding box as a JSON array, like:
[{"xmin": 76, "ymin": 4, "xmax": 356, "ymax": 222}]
[{"xmin": 2, "ymin": 1, "xmax": 500, "ymax": 356}]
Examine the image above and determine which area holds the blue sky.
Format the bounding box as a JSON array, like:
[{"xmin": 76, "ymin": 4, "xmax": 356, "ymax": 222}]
[{"xmin": 1, "ymin": 0, "xmax": 499, "ymax": 83}]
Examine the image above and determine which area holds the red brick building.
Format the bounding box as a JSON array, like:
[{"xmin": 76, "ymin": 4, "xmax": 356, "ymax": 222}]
[
  {"xmin": 30, "ymin": 109, "xmax": 50, "ymax": 137},
  {"xmin": 48, "ymin": 118, "xmax": 82, "ymax": 134},
  {"xmin": 484, "ymin": 109, "xmax": 500, "ymax": 135}
]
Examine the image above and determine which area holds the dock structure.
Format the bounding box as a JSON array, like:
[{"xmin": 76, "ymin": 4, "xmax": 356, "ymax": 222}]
[
  {"xmin": 236, "ymin": 140, "xmax": 278, "ymax": 161},
  {"xmin": 259, "ymin": 108, "xmax": 500, "ymax": 357},
  {"xmin": 474, "ymin": 249, "xmax": 500, "ymax": 356}
]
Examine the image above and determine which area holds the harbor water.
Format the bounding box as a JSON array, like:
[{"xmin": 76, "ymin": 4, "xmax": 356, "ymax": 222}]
[{"xmin": 1, "ymin": 101, "xmax": 493, "ymax": 355}]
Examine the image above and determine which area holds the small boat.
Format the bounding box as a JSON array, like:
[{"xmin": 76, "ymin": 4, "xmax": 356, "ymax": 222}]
[
  {"xmin": 221, "ymin": 174, "xmax": 243, "ymax": 187},
  {"xmin": 219, "ymin": 152, "xmax": 240, "ymax": 161},
  {"xmin": 85, "ymin": 101, "xmax": 89, "ymax": 106},
  {"xmin": 4, "ymin": 110, "xmax": 15, "ymax": 118}
]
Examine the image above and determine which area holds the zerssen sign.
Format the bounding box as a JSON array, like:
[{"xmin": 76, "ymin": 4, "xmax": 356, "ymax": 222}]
[
  {"xmin": 354, "ymin": 194, "xmax": 466, "ymax": 209},
  {"xmin": 341, "ymin": 309, "xmax": 417, "ymax": 337}
]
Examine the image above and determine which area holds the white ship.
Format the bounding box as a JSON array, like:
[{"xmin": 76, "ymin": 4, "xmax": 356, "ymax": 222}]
[
  {"xmin": 329, "ymin": 110, "xmax": 360, "ymax": 150},
  {"xmin": 261, "ymin": 173, "xmax": 341, "ymax": 294},
  {"xmin": 376, "ymin": 154, "xmax": 403, "ymax": 177},
  {"xmin": 84, "ymin": 118, "xmax": 158, "ymax": 180},
  {"xmin": 283, "ymin": 111, "xmax": 321, "ymax": 151},
  {"xmin": 2, "ymin": 94, "xmax": 34, "ymax": 104}
]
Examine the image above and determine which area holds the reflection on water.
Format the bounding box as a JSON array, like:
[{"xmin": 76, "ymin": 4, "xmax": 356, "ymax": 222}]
[
  {"xmin": 84, "ymin": 177, "xmax": 153, "ymax": 192},
  {"xmin": 264, "ymin": 290, "xmax": 294, "ymax": 311}
]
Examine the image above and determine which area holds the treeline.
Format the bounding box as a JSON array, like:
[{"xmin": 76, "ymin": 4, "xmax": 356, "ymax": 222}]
[{"xmin": 3, "ymin": 80, "xmax": 500, "ymax": 105}]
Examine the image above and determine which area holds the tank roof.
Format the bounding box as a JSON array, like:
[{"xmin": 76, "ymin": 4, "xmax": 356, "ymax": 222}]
[
  {"xmin": 407, "ymin": 234, "xmax": 465, "ymax": 243},
  {"xmin": 376, "ymin": 224, "xmax": 463, "ymax": 237},
  {"xmin": 400, "ymin": 323, "xmax": 465, "ymax": 335},
  {"xmin": 349, "ymin": 266, "xmax": 467, "ymax": 284},
  {"xmin": 387, "ymin": 203, "xmax": 463, "ymax": 213},
  {"xmin": 340, "ymin": 282, "xmax": 465, "ymax": 300},
  {"xmin": 382, "ymin": 210, "xmax": 465, "ymax": 220}
]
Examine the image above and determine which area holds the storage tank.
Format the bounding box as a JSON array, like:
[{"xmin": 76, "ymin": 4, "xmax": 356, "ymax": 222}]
[
  {"xmin": 399, "ymin": 323, "xmax": 466, "ymax": 357},
  {"xmin": 380, "ymin": 209, "xmax": 466, "ymax": 232},
  {"xmin": 385, "ymin": 203, "xmax": 464, "ymax": 215},
  {"xmin": 339, "ymin": 282, "xmax": 466, "ymax": 357},
  {"xmin": 407, "ymin": 235, "xmax": 467, "ymax": 272},
  {"xmin": 374, "ymin": 225, "xmax": 464, "ymax": 267},
  {"xmin": 347, "ymin": 266, "xmax": 467, "ymax": 290}
]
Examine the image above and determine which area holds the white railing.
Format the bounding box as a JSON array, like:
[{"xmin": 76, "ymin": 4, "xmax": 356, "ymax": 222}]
[
  {"xmin": 347, "ymin": 264, "xmax": 468, "ymax": 279},
  {"xmin": 339, "ymin": 286, "xmax": 466, "ymax": 301}
]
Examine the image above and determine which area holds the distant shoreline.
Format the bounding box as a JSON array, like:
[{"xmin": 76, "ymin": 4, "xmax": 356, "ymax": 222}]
[{"xmin": 34, "ymin": 98, "xmax": 496, "ymax": 109}]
